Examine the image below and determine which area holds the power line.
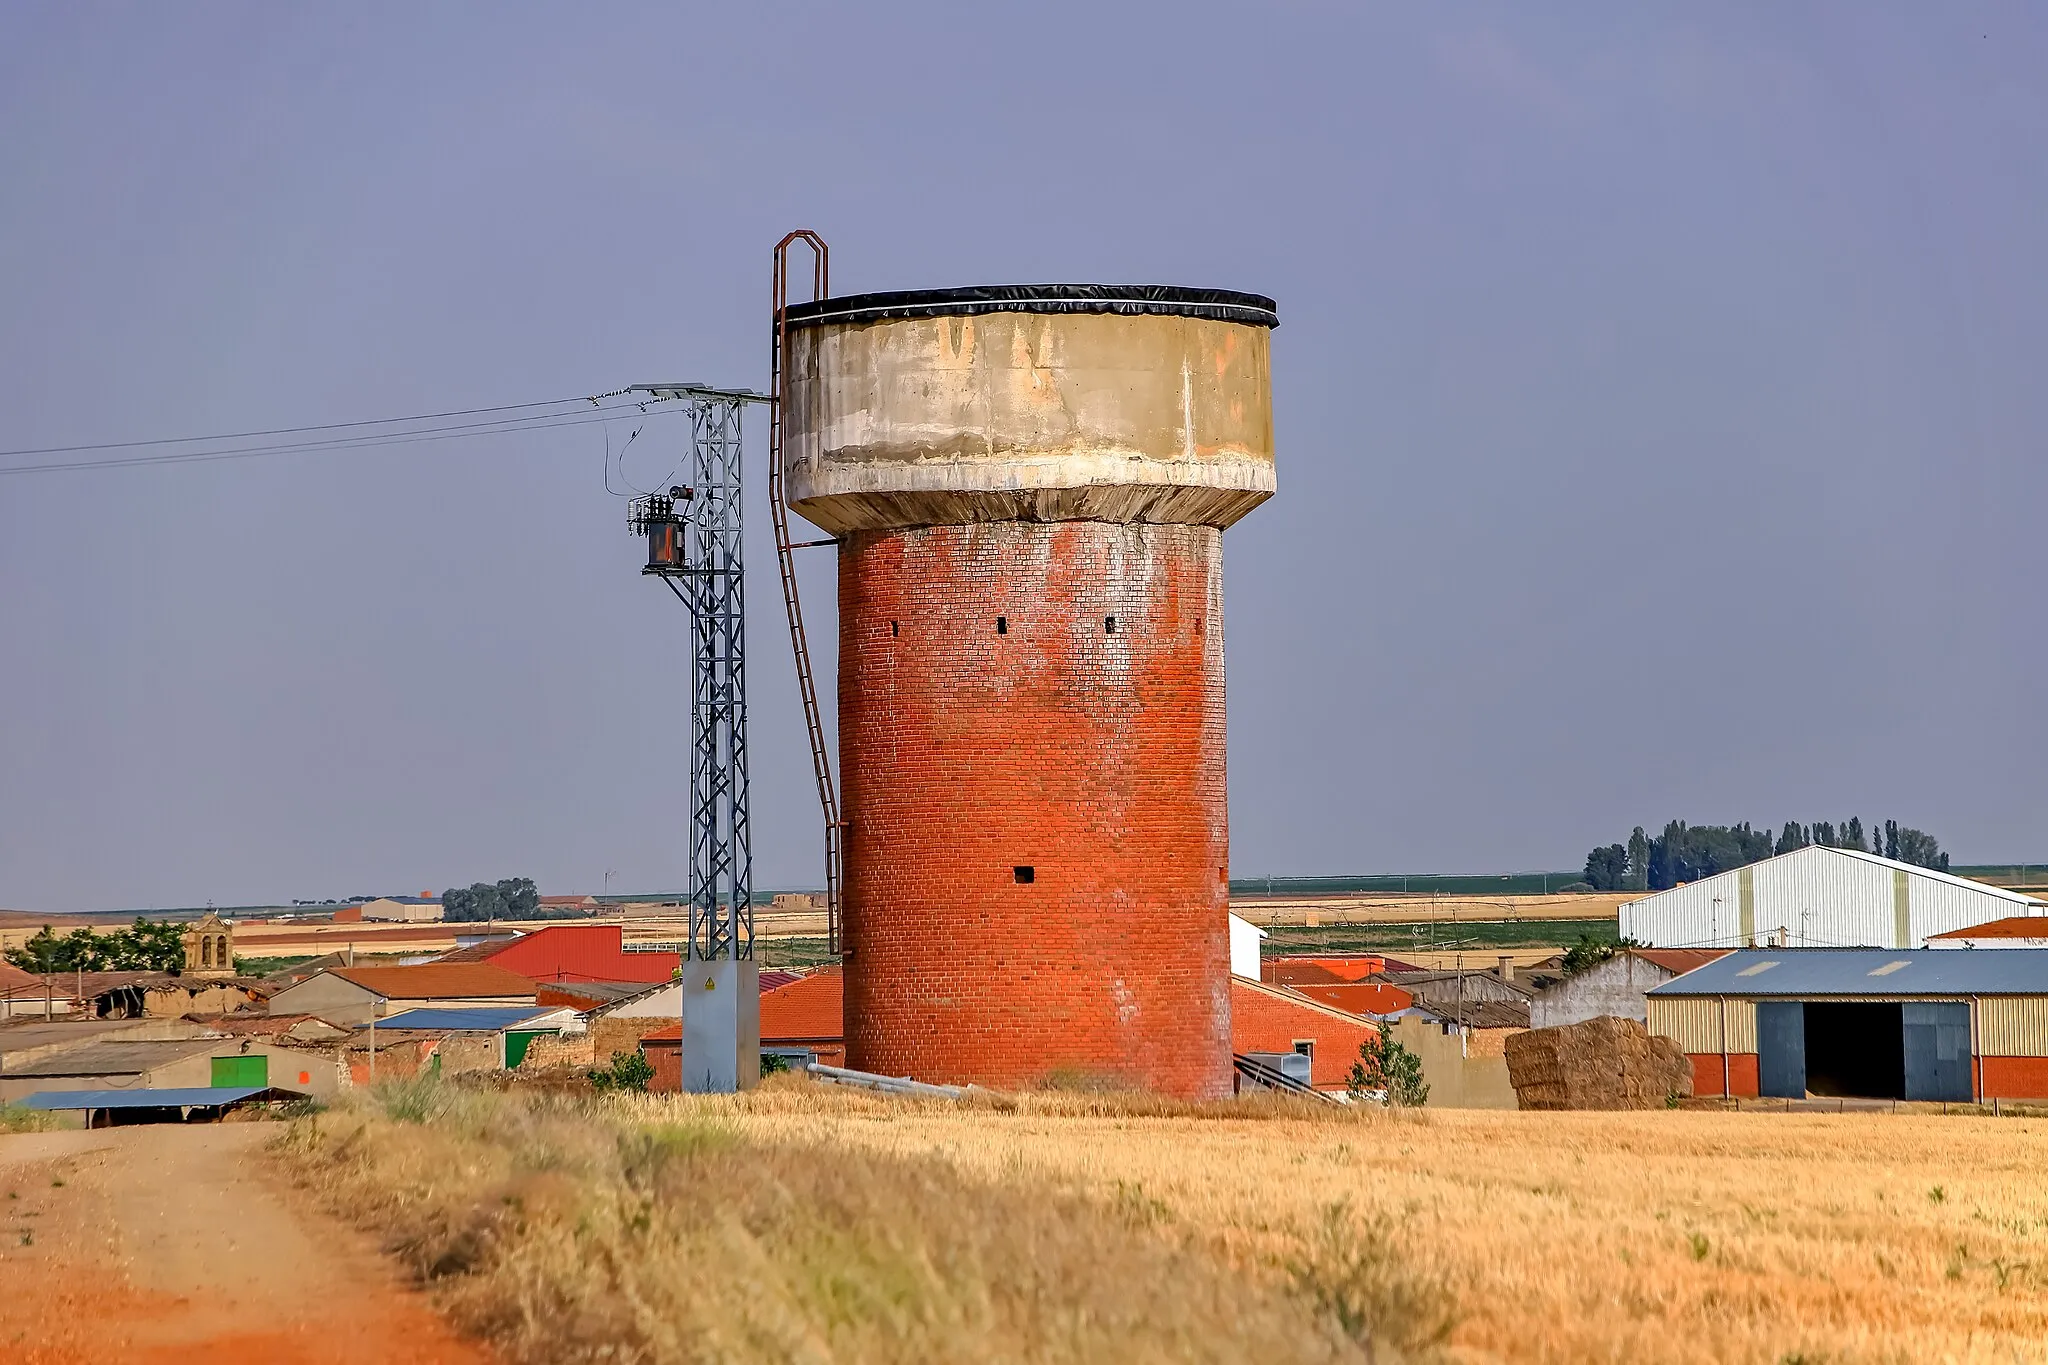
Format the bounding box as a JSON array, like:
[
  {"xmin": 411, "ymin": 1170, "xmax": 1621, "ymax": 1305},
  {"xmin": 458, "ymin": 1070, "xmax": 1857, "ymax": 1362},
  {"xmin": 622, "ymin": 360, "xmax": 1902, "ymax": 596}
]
[
  {"xmin": 0, "ymin": 403, "xmax": 684, "ymax": 477},
  {"xmin": 0, "ymin": 393, "xmax": 627, "ymax": 459},
  {"xmin": 9, "ymin": 399, "xmax": 667, "ymax": 469}
]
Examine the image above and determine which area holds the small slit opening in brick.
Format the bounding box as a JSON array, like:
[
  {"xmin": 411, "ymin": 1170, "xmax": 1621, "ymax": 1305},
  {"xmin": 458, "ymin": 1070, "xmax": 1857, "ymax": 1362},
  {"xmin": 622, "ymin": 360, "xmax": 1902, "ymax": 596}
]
[
  {"xmin": 996, "ymin": 615, "xmax": 1008, "ymax": 635},
  {"xmin": 890, "ymin": 620, "xmax": 899, "ymax": 637},
  {"xmin": 1104, "ymin": 615, "xmax": 1117, "ymax": 634},
  {"xmin": 1013, "ymin": 865, "xmax": 1035, "ymax": 884}
]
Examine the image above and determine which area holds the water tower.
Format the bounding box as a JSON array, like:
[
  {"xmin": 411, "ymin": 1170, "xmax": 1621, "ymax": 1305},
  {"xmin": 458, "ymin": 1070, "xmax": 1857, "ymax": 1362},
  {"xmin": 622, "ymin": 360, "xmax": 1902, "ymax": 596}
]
[{"xmin": 779, "ymin": 284, "xmax": 1277, "ymax": 1098}]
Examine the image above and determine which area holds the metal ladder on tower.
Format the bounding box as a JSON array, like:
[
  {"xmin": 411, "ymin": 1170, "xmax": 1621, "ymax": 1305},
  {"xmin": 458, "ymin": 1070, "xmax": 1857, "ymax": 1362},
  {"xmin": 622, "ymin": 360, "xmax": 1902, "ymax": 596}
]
[{"xmin": 769, "ymin": 229, "xmax": 845, "ymax": 956}]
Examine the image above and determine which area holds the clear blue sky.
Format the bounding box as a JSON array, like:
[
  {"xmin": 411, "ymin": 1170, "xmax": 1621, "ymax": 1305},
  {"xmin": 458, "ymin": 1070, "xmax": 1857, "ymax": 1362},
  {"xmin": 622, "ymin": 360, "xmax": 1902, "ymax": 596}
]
[{"xmin": 3, "ymin": 4, "xmax": 2043, "ymax": 910}]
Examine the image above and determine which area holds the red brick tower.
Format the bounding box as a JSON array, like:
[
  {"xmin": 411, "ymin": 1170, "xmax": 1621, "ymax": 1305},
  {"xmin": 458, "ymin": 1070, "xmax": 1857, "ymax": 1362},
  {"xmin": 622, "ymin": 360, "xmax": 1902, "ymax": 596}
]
[{"xmin": 781, "ymin": 285, "xmax": 1277, "ymax": 1098}]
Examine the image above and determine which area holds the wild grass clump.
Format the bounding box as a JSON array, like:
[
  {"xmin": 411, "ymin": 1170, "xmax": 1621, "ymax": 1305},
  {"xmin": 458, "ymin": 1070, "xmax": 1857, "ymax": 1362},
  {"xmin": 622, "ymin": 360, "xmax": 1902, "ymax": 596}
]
[
  {"xmin": 277, "ymin": 1084, "xmax": 1421, "ymax": 1364},
  {"xmin": 1285, "ymin": 1202, "xmax": 1457, "ymax": 1363},
  {"xmin": 0, "ymin": 1101, "xmax": 59, "ymax": 1133},
  {"xmin": 376, "ymin": 1071, "xmax": 453, "ymax": 1125}
]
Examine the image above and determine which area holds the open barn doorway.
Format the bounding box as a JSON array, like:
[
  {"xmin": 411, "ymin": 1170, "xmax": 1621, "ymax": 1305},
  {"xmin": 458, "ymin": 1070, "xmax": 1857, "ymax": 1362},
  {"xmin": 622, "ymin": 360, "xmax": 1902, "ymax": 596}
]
[{"xmin": 1803, "ymin": 1002, "xmax": 1904, "ymax": 1099}]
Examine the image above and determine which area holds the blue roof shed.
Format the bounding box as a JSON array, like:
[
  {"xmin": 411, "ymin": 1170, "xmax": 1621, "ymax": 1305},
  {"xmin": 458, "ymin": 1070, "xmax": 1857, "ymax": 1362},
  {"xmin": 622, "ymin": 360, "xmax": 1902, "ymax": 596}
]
[{"xmin": 1649, "ymin": 948, "xmax": 2048, "ymax": 997}]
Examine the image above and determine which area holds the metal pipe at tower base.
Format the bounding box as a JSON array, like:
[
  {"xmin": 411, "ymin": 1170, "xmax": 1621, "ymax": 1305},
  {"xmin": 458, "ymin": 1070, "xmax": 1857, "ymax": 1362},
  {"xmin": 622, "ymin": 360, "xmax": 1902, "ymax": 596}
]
[{"xmin": 781, "ymin": 283, "xmax": 1278, "ymax": 1099}]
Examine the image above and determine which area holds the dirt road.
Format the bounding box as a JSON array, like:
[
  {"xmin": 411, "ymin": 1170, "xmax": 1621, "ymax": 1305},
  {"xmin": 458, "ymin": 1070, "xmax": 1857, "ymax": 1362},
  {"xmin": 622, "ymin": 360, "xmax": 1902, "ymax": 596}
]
[{"xmin": 0, "ymin": 1123, "xmax": 491, "ymax": 1365}]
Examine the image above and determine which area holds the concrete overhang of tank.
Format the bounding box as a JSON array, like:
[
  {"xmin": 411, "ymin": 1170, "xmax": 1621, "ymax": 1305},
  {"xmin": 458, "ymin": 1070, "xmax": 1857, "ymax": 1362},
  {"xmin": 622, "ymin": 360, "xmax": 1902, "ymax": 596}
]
[{"xmin": 784, "ymin": 309, "xmax": 1274, "ymax": 535}]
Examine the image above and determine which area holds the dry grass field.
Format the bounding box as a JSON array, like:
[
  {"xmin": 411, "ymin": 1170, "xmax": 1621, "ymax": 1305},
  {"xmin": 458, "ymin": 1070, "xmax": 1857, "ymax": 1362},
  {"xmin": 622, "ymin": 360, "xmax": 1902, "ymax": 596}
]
[
  {"xmin": 280, "ymin": 1080, "xmax": 2048, "ymax": 1365},
  {"xmin": 732, "ymin": 1095, "xmax": 2048, "ymax": 1364}
]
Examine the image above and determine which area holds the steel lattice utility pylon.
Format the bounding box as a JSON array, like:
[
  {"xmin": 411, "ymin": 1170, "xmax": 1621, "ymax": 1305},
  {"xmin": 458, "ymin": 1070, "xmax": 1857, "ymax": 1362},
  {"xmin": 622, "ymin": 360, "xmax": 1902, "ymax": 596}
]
[{"xmin": 628, "ymin": 384, "xmax": 768, "ymax": 965}]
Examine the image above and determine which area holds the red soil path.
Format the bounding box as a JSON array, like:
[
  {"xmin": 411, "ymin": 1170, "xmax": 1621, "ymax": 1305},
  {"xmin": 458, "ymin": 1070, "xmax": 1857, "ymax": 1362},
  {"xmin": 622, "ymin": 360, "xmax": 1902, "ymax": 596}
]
[{"xmin": 0, "ymin": 1125, "xmax": 490, "ymax": 1365}]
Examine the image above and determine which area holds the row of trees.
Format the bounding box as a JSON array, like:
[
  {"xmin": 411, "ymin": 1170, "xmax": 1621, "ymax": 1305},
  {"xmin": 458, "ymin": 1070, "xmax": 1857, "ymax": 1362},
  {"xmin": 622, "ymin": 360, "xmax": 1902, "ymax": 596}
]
[
  {"xmin": 442, "ymin": 877, "xmax": 541, "ymax": 922},
  {"xmin": 2, "ymin": 918, "xmax": 186, "ymax": 974},
  {"xmin": 1583, "ymin": 819, "xmax": 1948, "ymax": 892}
]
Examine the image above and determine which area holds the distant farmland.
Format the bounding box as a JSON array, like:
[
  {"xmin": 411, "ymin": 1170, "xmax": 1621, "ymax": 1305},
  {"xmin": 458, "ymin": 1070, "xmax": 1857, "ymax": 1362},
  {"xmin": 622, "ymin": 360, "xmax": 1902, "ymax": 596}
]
[
  {"xmin": 1231, "ymin": 891, "xmax": 1634, "ymax": 927},
  {"xmin": 1232, "ymin": 872, "xmax": 1586, "ymax": 898},
  {"xmin": 1262, "ymin": 918, "xmax": 1619, "ymax": 955}
]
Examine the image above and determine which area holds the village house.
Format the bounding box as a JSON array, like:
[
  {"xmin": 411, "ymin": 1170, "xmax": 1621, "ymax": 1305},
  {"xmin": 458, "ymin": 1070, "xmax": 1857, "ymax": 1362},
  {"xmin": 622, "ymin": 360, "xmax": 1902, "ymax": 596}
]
[
  {"xmin": 0, "ymin": 1033, "xmax": 341, "ymax": 1103},
  {"xmin": 1530, "ymin": 948, "xmax": 1730, "ymax": 1029},
  {"xmin": 266, "ymin": 963, "xmax": 536, "ymax": 1026}
]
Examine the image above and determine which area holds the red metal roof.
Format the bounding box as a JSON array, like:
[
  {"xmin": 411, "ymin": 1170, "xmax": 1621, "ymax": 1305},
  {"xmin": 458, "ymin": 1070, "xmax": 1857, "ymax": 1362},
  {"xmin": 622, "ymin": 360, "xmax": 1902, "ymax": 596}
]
[
  {"xmin": 436, "ymin": 925, "xmax": 679, "ymax": 984},
  {"xmin": 1927, "ymin": 916, "xmax": 2048, "ymax": 940}
]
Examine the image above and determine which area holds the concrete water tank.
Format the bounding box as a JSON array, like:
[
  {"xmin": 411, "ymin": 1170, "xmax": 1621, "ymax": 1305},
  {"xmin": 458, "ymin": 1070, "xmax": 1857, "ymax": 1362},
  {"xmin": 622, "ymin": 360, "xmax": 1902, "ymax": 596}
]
[{"xmin": 781, "ymin": 284, "xmax": 1277, "ymax": 1098}]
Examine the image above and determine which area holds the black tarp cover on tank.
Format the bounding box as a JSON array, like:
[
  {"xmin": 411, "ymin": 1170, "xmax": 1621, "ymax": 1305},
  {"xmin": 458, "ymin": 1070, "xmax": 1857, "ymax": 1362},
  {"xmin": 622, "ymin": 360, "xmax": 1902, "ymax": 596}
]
[{"xmin": 781, "ymin": 284, "xmax": 1279, "ymax": 330}]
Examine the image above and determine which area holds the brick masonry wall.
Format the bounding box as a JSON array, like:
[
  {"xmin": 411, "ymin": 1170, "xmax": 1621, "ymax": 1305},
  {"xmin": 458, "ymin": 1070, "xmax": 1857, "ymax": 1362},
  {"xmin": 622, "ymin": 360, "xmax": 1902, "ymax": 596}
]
[
  {"xmin": 839, "ymin": 520, "xmax": 1232, "ymax": 1098},
  {"xmin": 438, "ymin": 1034, "xmax": 501, "ymax": 1076},
  {"xmin": 1686, "ymin": 1053, "xmax": 2048, "ymax": 1102},
  {"xmin": 518, "ymin": 1033, "xmax": 596, "ymax": 1071},
  {"xmin": 1229, "ymin": 980, "xmax": 1382, "ymax": 1091},
  {"xmin": 589, "ymin": 1015, "xmax": 675, "ymax": 1060},
  {"xmin": 347, "ymin": 1040, "xmax": 433, "ymax": 1087}
]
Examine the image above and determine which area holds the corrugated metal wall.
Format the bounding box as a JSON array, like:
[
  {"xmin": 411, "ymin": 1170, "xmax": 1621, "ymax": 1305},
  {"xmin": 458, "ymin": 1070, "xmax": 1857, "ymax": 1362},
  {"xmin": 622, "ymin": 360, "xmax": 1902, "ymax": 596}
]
[
  {"xmin": 1621, "ymin": 847, "xmax": 2032, "ymax": 950},
  {"xmin": 1750, "ymin": 850, "xmax": 1895, "ymax": 947},
  {"xmin": 1647, "ymin": 997, "xmax": 1755, "ymax": 1053},
  {"xmin": 1980, "ymin": 998, "xmax": 2048, "ymax": 1057},
  {"xmin": 1908, "ymin": 877, "xmax": 2035, "ymax": 944},
  {"xmin": 1648, "ymin": 998, "xmax": 1716, "ymax": 1052},
  {"xmin": 1653, "ymin": 994, "xmax": 2048, "ymax": 1062},
  {"xmin": 1620, "ymin": 869, "xmax": 1748, "ymax": 949}
]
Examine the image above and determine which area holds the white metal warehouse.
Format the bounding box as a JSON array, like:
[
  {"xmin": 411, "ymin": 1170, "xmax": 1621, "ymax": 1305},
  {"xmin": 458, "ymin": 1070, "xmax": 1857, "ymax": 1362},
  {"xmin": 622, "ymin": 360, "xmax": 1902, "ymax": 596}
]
[{"xmin": 1619, "ymin": 845, "xmax": 2045, "ymax": 951}]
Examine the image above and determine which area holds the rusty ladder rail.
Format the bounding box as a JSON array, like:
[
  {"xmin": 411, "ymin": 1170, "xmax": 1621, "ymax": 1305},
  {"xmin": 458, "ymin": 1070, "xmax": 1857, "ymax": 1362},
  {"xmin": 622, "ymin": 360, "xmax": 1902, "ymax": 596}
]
[{"xmin": 769, "ymin": 230, "xmax": 844, "ymax": 955}]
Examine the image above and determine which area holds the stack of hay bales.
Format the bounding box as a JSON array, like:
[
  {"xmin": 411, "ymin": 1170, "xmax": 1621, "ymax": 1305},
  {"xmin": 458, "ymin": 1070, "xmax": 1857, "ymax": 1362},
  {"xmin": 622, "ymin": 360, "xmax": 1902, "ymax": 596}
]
[{"xmin": 1504, "ymin": 1015, "xmax": 1694, "ymax": 1110}]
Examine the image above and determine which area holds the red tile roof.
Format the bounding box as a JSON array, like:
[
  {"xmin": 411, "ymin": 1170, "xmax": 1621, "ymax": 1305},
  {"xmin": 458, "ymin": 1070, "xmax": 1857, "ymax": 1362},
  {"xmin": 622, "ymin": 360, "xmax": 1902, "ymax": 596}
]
[
  {"xmin": 1631, "ymin": 948, "xmax": 1732, "ymax": 975},
  {"xmin": 640, "ymin": 967, "xmax": 845, "ymax": 1046},
  {"xmin": 329, "ymin": 963, "xmax": 536, "ymax": 999},
  {"xmin": 537, "ymin": 981, "xmax": 652, "ymax": 1010},
  {"xmin": 760, "ymin": 966, "xmax": 843, "ymax": 1042},
  {"xmin": 1286, "ymin": 980, "xmax": 1415, "ymax": 1016},
  {"xmin": 1267, "ymin": 955, "xmax": 1389, "ymax": 984},
  {"xmin": 1927, "ymin": 916, "xmax": 2048, "ymax": 940}
]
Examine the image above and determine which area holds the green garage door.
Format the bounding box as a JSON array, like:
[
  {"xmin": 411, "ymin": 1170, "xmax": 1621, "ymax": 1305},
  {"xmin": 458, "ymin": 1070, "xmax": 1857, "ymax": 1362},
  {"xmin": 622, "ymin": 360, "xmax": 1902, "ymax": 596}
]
[{"xmin": 211, "ymin": 1054, "xmax": 269, "ymax": 1088}]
